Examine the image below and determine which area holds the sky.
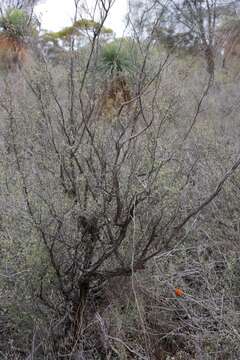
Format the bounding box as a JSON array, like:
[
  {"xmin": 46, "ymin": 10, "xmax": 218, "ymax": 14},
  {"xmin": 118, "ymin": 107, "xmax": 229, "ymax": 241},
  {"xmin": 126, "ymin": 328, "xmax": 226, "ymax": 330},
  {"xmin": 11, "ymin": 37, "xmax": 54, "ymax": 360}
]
[{"xmin": 35, "ymin": 0, "xmax": 129, "ymax": 37}]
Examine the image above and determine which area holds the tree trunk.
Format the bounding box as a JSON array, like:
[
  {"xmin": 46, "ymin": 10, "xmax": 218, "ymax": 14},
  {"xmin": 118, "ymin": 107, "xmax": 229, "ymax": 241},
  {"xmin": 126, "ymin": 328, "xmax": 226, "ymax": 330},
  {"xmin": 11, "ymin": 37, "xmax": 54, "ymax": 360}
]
[
  {"xmin": 71, "ymin": 282, "xmax": 90, "ymax": 342},
  {"xmin": 205, "ymin": 45, "xmax": 215, "ymax": 75}
]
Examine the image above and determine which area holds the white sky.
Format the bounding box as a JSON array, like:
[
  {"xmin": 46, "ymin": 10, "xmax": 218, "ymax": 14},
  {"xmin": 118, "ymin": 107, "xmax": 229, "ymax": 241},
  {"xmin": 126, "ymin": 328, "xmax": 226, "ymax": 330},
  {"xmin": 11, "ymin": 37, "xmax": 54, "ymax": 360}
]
[{"xmin": 35, "ymin": 0, "xmax": 129, "ymax": 37}]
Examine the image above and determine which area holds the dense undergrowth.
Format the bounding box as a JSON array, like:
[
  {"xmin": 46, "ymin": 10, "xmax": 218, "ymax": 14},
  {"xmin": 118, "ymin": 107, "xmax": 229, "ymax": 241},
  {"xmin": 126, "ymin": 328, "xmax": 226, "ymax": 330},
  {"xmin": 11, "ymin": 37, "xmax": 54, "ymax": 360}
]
[{"xmin": 1, "ymin": 1, "xmax": 240, "ymax": 359}]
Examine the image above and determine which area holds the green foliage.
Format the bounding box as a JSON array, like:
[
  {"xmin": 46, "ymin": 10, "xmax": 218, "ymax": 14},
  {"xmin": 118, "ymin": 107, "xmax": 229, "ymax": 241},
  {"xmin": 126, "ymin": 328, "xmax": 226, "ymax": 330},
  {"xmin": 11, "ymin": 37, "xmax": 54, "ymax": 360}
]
[
  {"xmin": 52, "ymin": 26, "xmax": 77, "ymax": 40},
  {"xmin": 0, "ymin": 8, "xmax": 30, "ymax": 37},
  {"xmin": 43, "ymin": 18, "xmax": 113, "ymax": 43},
  {"xmin": 40, "ymin": 31, "xmax": 59, "ymax": 45},
  {"xmin": 74, "ymin": 19, "xmax": 113, "ymax": 34},
  {"xmin": 99, "ymin": 40, "xmax": 135, "ymax": 75}
]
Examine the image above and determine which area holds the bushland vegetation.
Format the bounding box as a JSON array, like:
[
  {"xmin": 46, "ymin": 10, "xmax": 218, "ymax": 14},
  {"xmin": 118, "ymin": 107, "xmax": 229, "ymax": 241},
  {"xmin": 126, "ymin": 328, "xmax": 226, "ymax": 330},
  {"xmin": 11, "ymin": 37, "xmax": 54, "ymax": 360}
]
[{"xmin": 1, "ymin": 0, "xmax": 240, "ymax": 359}]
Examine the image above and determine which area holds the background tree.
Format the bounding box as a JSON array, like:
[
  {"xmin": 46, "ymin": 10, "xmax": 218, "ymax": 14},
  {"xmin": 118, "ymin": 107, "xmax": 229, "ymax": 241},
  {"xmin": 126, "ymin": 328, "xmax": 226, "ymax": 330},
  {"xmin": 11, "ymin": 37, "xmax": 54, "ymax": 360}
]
[
  {"xmin": 171, "ymin": 0, "xmax": 240, "ymax": 73},
  {"xmin": 130, "ymin": 0, "xmax": 239, "ymax": 74},
  {"xmin": 0, "ymin": 0, "xmax": 42, "ymax": 13},
  {"xmin": 216, "ymin": 1, "xmax": 240, "ymax": 67}
]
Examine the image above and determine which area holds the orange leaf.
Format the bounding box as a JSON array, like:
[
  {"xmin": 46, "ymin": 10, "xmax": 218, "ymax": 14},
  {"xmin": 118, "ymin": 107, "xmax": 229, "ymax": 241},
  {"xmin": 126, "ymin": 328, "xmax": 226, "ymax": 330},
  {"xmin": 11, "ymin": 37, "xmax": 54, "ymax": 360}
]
[{"xmin": 175, "ymin": 288, "xmax": 184, "ymax": 297}]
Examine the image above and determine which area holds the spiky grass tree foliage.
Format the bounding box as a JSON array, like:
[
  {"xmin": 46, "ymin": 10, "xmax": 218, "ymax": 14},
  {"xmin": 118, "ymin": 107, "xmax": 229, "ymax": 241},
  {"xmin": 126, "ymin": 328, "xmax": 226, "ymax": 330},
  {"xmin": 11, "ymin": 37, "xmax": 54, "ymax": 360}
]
[
  {"xmin": 0, "ymin": 8, "xmax": 30, "ymax": 70},
  {"xmin": 0, "ymin": 8, "xmax": 29, "ymax": 37},
  {"xmin": 99, "ymin": 42, "xmax": 133, "ymax": 75},
  {"xmin": 99, "ymin": 41, "xmax": 135, "ymax": 113}
]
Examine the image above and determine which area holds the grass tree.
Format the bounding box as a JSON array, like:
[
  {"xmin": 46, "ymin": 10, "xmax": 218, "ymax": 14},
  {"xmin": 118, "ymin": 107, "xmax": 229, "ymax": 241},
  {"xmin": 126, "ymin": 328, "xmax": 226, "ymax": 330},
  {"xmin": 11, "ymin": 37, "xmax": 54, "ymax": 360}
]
[
  {"xmin": 99, "ymin": 40, "xmax": 135, "ymax": 113},
  {"xmin": 0, "ymin": 7, "xmax": 34, "ymax": 70}
]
